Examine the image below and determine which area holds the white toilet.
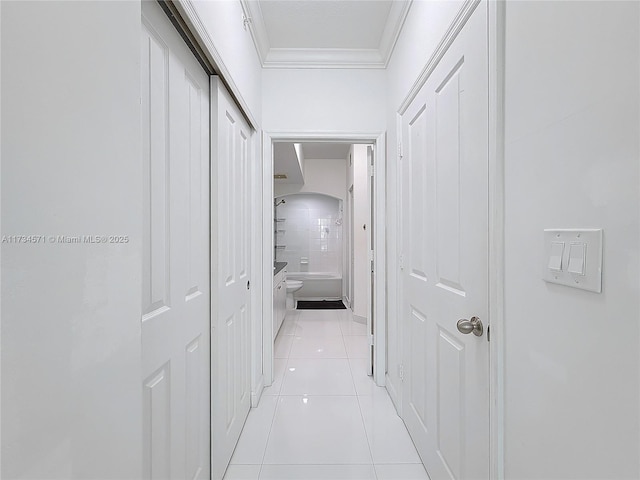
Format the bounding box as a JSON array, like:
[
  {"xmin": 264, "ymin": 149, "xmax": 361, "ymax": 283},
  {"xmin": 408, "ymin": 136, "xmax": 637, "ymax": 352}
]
[{"xmin": 285, "ymin": 279, "xmax": 303, "ymax": 309}]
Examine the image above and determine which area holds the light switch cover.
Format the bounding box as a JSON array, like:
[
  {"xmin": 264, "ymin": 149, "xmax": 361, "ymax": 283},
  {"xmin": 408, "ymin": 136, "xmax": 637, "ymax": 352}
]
[{"xmin": 543, "ymin": 229, "xmax": 602, "ymax": 293}]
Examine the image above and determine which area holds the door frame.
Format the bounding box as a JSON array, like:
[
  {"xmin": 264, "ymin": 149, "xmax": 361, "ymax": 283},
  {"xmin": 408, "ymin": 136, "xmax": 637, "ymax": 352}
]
[
  {"xmin": 261, "ymin": 131, "xmax": 387, "ymax": 395},
  {"xmin": 394, "ymin": 0, "xmax": 505, "ymax": 478}
]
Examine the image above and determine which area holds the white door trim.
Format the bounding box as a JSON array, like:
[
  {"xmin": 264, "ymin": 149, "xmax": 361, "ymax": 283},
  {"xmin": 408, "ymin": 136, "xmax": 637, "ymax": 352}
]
[
  {"xmin": 394, "ymin": 0, "xmax": 505, "ymax": 478},
  {"xmin": 488, "ymin": 1, "xmax": 506, "ymax": 478},
  {"xmin": 261, "ymin": 131, "xmax": 387, "ymax": 390}
]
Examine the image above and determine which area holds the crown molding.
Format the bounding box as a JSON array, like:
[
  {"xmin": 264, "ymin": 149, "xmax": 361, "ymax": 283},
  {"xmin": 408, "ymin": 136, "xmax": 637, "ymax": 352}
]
[
  {"xmin": 241, "ymin": 0, "xmax": 413, "ymax": 69},
  {"xmin": 378, "ymin": 0, "xmax": 412, "ymax": 65},
  {"xmin": 263, "ymin": 48, "xmax": 386, "ymax": 69},
  {"xmin": 239, "ymin": 0, "xmax": 270, "ymax": 64}
]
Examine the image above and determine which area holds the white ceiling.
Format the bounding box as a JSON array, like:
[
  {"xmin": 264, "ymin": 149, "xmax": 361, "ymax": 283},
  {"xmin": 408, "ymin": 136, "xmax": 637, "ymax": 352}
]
[
  {"xmin": 302, "ymin": 142, "xmax": 351, "ymax": 160},
  {"xmin": 241, "ymin": 0, "xmax": 412, "ymax": 68},
  {"xmin": 274, "ymin": 142, "xmax": 350, "ymax": 185},
  {"xmin": 273, "ymin": 143, "xmax": 304, "ymax": 184}
]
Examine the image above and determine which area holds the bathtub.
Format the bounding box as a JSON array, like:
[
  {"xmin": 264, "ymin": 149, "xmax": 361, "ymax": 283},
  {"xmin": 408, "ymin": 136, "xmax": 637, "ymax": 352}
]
[{"xmin": 286, "ymin": 272, "xmax": 343, "ymax": 300}]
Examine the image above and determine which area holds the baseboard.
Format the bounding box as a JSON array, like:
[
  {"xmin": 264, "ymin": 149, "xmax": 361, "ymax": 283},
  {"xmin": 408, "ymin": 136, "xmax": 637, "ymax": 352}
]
[
  {"xmin": 343, "ymin": 295, "xmax": 353, "ymax": 309},
  {"xmin": 251, "ymin": 376, "xmax": 264, "ymax": 407},
  {"xmin": 353, "ymin": 314, "xmax": 367, "ymax": 325},
  {"xmin": 386, "ymin": 372, "xmax": 401, "ymax": 415}
]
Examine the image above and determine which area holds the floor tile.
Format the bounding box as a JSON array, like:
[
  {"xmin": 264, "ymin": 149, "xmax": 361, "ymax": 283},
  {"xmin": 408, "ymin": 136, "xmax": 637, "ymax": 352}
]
[
  {"xmin": 295, "ymin": 316, "xmax": 343, "ymax": 336},
  {"xmin": 259, "ymin": 464, "xmax": 376, "ymax": 480},
  {"xmin": 297, "ymin": 309, "xmax": 342, "ymax": 322},
  {"xmin": 349, "ymin": 358, "xmax": 377, "ymax": 396},
  {"xmin": 281, "ymin": 358, "xmax": 356, "ymax": 396},
  {"xmin": 344, "ymin": 335, "xmax": 371, "ymax": 359},
  {"xmin": 262, "ymin": 358, "xmax": 287, "ymax": 396},
  {"xmin": 339, "ymin": 316, "xmax": 368, "ymax": 335},
  {"xmin": 230, "ymin": 395, "xmax": 278, "ymax": 464},
  {"xmin": 278, "ymin": 313, "xmax": 299, "ymax": 335},
  {"xmin": 263, "ymin": 396, "xmax": 372, "ymax": 465},
  {"xmin": 288, "ymin": 335, "xmax": 347, "ymax": 359},
  {"xmin": 274, "ymin": 333, "xmax": 294, "ymax": 358},
  {"xmin": 223, "ymin": 464, "xmax": 261, "ymax": 480},
  {"xmin": 358, "ymin": 389, "xmax": 421, "ymax": 464},
  {"xmin": 374, "ymin": 463, "xmax": 430, "ymax": 480}
]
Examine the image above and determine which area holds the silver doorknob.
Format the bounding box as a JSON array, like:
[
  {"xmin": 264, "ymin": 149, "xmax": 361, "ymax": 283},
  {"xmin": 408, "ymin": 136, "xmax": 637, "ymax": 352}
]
[{"xmin": 456, "ymin": 316, "xmax": 483, "ymax": 337}]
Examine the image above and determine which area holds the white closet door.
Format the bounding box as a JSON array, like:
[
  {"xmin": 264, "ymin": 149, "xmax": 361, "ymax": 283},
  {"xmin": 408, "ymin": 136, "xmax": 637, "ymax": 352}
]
[
  {"xmin": 141, "ymin": 1, "xmax": 210, "ymax": 479},
  {"xmin": 210, "ymin": 77, "xmax": 252, "ymax": 480}
]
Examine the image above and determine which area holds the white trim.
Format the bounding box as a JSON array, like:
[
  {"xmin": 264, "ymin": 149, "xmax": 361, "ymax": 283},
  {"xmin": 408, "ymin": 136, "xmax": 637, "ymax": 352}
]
[
  {"xmin": 378, "ymin": 0, "xmax": 413, "ymax": 66},
  {"xmin": 262, "ymin": 131, "xmax": 387, "ymax": 387},
  {"xmin": 261, "ymin": 132, "xmax": 274, "ymax": 390},
  {"xmin": 397, "ymin": 0, "xmax": 481, "ymax": 115},
  {"xmin": 392, "ymin": 112, "xmax": 404, "ymax": 417},
  {"xmin": 173, "ymin": 0, "xmax": 259, "ymax": 130},
  {"xmin": 488, "ymin": 1, "xmax": 506, "ymax": 478},
  {"xmin": 250, "ymin": 128, "xmax": 264, "ymax": 408},
  {"xmin": 372, "ymin": 134, "xmax": 387, "ymax": 387},
  {"xmin": 386, "ymin": 373, "xmax": 401, "ymax": 412},
  {"xmin": 0, "ymin": 2, "xmax": 3, "ymax": 471},
  {"xmin": 251, "ymin": 376, "xmax": 265, "ymax": 408},
  {"xmin": 239, "ymin": 0, "xmax": 269, "ymax": 65},
  {"xmin": 353, "ymin": 314, "xmax": 367, "ymax": 324},
  {"xmin": 263, "ymin": 48, "xmax": 385, "ymax": 70}
]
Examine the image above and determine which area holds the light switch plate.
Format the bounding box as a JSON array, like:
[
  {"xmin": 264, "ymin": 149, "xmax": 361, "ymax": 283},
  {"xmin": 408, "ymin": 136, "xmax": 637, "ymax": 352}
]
[{"xmin": 543, "ymin": 229, "xmax": 603, "ymax": 293}]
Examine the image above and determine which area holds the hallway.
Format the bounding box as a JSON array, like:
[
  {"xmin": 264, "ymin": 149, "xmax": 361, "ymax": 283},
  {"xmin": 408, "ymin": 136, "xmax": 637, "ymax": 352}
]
[{"xmin": 223, "ymin": 309, "xmax": 429, "ymax": 480}]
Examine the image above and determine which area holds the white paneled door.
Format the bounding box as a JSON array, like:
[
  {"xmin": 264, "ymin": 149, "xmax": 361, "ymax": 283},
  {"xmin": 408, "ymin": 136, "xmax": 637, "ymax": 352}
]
[
  {"xmin": 210, "ymin": 77, "xmax": 253, "ymax": 480},
  {"xmin": 400, "ymin": 2, "xmax": 489, "ymax": 479},
  {"xmin": 366, "ymin": 145, "xmax": 375, "ymax": 376},
  {"xmin": 141, "ymin": 2, "xmax": 210, "ymax": 479}
]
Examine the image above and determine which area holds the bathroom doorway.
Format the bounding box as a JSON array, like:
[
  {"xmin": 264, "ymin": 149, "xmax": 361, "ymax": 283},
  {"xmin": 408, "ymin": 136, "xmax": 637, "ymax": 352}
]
[{"xmin": 261, "ymin": 132, "xmax": 386, "ymax": 395}]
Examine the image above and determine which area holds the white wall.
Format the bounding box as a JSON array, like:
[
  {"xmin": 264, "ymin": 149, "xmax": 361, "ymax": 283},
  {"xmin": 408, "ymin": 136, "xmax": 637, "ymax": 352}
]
[
  {"xmin": 503, "ymin": 2, "xmax": 639, "ymax": 478},
  {"xmin": 262, "ymin": 69, "xmax": 386, "ymax": 133},
  {"xmin": 384, "ymin": 0, "xmax": 464, "ymax": 406},
  {"xmin": 1, "ymin": 2, "xmax": 142, "ymax": 478},
  {"xmin": 299, "ymin": 157, "xmax": 347, "ymax": 200},
  {"xmin": 191, "ymin": 0, "xmax": 263, "ymax": 124}
]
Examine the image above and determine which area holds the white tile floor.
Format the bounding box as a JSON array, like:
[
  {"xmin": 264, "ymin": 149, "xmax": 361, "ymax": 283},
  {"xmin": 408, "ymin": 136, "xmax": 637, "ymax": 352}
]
[{"xmin": 223, "ymin": 308, "xmax": 430, "ymax": 480}]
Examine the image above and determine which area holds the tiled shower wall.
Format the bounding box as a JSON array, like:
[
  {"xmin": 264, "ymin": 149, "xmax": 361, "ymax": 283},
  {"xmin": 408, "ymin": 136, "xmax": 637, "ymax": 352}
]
[{"xmin": 275, "ymin": 193, "xmax": 342, "ymax": 274}]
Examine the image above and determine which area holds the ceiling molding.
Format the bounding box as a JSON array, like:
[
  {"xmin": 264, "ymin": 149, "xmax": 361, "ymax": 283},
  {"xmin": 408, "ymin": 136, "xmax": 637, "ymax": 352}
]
[
  {"xmin": 241, "ymin": 0, "xmax": 413, "ymax": 69},
  {"xmin": 240, "ymin": 0, "xmax": 270, "ymax": 64},
  {"xmin": 378, "ymin": 0, "xmax": 412, "ymax": 65},
  {"xmin": 264, "ymin": 48, "xmax": 386, "ymax": 69}
]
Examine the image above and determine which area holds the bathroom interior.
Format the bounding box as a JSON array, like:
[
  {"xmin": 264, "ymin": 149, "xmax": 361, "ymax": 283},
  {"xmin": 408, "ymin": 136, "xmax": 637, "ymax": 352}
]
[{"xmin": 272, "ymin": 141, "xmax": 373, "ymax": 339}]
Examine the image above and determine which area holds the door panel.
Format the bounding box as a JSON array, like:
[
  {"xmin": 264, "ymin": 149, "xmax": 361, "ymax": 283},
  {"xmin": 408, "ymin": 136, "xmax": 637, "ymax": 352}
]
[
  {"xmin": 211, "ymin": 78, "xmax": 252, "ymax": 480},
  {"xmin": 401, "ymin": 2, "xmax": 489, "ymax": 479},
  {"xmin": 367, "ymin": 145, "xmax": 374, "ymax": 376},
  {"xmin": 141, "ymin": 2, "xmax": 211, "ymax": 479}
]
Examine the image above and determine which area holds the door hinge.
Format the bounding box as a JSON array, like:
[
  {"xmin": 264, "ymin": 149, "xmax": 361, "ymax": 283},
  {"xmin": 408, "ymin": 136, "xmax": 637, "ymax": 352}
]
[
  {"xmin": 487, "ymin": 325, "xmax": 490, "ymax": 342},
  {"xmin": 369, "ymin": 333, "xmax": 374, "ymax": 346},
  {"xmin": 397, "ymin": 141, "xmax": 403, "ymax": 160},
  {"xmin": 398, "ymin": 364, "xmax": 404, "ymax": 381},
  {"xmin": 399, "ymin": 254, "xmax": 404, "ymax": 271}
]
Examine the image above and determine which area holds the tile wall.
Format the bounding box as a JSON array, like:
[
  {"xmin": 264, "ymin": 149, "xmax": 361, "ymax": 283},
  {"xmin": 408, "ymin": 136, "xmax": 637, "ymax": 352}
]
[{"xmin": 275, "ymin": 193, "xmax": 342, "ymax": 274}]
